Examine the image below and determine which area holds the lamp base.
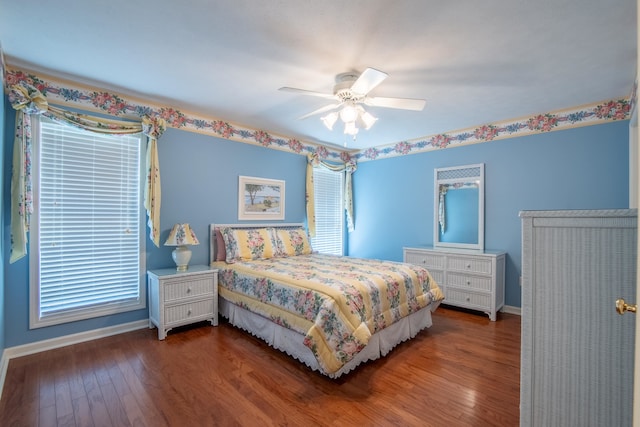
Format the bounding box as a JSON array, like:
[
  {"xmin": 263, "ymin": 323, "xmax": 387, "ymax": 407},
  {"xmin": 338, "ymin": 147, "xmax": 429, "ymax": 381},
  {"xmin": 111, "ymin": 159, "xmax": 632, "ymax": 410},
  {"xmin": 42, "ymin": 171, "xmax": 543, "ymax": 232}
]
[{"xmin": 172, "ymin": 245, "xmax": 192, "ymax": 271}]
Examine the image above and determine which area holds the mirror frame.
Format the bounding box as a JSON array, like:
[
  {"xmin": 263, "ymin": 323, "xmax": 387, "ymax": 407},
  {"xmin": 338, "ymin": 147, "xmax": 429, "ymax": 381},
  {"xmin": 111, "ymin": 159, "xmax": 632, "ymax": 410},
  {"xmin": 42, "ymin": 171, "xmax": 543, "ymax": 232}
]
[{"xmin": 434, "ymin": 163, "xmax": 485, "ymax": 251}]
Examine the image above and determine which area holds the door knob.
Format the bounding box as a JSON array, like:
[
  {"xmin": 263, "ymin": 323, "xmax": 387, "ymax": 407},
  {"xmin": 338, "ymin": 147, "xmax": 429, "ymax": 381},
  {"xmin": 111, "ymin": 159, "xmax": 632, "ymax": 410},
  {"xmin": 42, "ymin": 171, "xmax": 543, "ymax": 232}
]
[{"xmin": 615, "ymin": 298, "xmax": 637, "ymax": 315}]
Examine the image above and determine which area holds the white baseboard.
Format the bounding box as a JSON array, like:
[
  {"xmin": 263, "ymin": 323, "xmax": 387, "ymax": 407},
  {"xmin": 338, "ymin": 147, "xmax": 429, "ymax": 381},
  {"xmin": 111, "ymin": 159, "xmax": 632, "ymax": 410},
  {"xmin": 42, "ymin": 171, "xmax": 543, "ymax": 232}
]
[
  {"xmin": 501, "ymin": 305, "xmax": 522, "ymax": 316},
  {"xmin": 0, "ymin": 319, "xmax": 148, "ymax": 400}
]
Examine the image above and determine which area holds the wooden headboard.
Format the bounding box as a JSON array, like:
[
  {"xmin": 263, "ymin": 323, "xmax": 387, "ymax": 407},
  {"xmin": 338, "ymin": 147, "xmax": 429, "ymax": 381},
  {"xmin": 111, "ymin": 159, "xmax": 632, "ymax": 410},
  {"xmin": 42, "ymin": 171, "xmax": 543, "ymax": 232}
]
[{"xmin": 209, "ymin": 223, "xmax": 305, "ymax": 265}]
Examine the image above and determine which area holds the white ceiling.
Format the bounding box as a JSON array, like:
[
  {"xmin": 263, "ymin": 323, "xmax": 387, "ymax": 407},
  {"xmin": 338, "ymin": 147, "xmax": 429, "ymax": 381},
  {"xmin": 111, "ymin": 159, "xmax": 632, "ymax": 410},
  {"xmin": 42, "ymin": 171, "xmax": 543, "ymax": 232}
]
[{"xmin": 1, "ymin": 0, "xmax": 636, "ymax": 150}]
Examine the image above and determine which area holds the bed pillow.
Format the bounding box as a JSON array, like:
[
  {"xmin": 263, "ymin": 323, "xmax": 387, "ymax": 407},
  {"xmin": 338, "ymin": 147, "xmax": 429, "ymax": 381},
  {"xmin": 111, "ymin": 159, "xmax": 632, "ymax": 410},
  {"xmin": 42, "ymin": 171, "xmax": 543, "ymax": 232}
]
[
  {"xmin": 220, "ymin": 227, "xmax": 278, "ymax": 263},
  {"xmin": 215, "ymin": 228, "xmax": 226, "ymax": 261},
  {"xmin": 276, "ymin": 228, "xmax": 313, "ymax": 257}
]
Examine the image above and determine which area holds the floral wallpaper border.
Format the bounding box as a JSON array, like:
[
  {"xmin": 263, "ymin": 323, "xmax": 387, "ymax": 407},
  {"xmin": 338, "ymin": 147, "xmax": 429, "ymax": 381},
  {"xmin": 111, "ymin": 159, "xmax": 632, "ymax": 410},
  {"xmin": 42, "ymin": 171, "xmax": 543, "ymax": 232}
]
[
  {"xmin": 3, "ymin": 66, "xmax": 634, "ymax": 164},
  {"xmin": 355, "ymin": 95, "xmax": 633, "ymax": 161}
]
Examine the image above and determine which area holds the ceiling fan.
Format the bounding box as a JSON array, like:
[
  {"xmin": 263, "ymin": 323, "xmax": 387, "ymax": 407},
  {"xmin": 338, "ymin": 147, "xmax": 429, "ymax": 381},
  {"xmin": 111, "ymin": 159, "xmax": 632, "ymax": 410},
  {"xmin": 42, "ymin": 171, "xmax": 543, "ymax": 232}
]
[{"xmin": 279, "ymin": 68, "xmax": 426, "ymax": 137}]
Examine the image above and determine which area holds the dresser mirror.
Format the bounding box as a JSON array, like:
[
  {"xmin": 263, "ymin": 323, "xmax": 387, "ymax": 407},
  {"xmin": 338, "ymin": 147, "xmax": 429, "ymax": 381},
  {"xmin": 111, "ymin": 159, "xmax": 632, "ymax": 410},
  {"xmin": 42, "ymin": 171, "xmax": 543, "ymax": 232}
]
[{"xmin": 434, "ymin": 163, "xmax": 484, "ymax": 251}]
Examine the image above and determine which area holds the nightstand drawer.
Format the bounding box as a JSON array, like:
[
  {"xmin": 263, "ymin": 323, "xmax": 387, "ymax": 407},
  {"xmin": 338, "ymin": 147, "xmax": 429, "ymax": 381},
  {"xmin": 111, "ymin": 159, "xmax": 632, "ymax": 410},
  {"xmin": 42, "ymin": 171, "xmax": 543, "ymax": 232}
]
[
  {"xmin": 447, "ymin": 255, "xmax": 492, "ymax": 275},
  {"xmin": 163, "ymin": 275, "xmax": 213, "ymax": 302},
  {"xmin": 447, "ymin": 272, "xmax": 492, "ymax": 292},
  {"xmin": 404, "ymin": 250, "xmax": 445, "ymax": 270},
  {"xmin": 165, "ymin": 299, "xmax": 214, "ymax": 325}
]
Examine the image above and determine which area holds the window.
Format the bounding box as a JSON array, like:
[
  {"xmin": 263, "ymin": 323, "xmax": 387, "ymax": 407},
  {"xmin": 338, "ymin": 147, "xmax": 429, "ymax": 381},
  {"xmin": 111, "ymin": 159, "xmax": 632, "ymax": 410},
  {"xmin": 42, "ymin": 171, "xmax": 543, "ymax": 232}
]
[
  {"xmin": 29, "ymin": 116, "xmax": 146, "ymax": 328},
  {"xmin": 310, "ymin": 167, "xmax": 344, "ymax": 255}
]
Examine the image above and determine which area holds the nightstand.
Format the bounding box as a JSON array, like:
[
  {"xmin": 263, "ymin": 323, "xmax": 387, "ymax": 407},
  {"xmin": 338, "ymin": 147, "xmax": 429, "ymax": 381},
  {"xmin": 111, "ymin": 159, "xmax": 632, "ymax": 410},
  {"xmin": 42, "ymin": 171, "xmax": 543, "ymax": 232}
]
[{"xmin": 147, "ymin": 265, "xmax": 218, "ymax": 340}]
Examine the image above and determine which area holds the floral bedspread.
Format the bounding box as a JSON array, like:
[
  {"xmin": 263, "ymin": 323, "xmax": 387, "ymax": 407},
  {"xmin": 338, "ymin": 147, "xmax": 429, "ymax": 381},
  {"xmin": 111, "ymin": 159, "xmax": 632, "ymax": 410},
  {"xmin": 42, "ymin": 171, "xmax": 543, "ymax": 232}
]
[{"xmin": 212, "ymin": 254, "xmax": 443, "ymax": 374}]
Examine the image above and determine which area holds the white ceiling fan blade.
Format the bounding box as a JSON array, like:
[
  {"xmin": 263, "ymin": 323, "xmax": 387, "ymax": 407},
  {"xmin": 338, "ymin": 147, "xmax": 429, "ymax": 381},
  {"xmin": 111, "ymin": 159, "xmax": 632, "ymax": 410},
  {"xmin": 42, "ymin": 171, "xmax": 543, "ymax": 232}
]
[
  {"xmin": 350, "ymin": 68, "xmax": 388, "ymax": 95},
  {"xmin": 365, "ymin": 96, "xmax": 426, "ymax": 111},
  {"xmin": 279, "ymin": 87, "xmax": 336, "ymax": 100},
  {"xmin": 298, "ymin": 103, "xmax": 343, "ymax": 120}
]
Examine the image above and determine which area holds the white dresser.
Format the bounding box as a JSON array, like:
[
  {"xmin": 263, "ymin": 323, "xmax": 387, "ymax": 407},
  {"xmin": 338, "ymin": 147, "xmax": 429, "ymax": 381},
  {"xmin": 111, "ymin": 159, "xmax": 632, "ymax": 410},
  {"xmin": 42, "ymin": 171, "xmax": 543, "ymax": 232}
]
[
  {"xmin": 147, "ymin": 265, "xmax": 218, "ymax": 340},
  {"xmin": 520, "ymin": 209, "xmax": 636, "ymax": 426},
  {"xmin": 403, "ymin": 246, "xmax": 505, "ymax": 321}
]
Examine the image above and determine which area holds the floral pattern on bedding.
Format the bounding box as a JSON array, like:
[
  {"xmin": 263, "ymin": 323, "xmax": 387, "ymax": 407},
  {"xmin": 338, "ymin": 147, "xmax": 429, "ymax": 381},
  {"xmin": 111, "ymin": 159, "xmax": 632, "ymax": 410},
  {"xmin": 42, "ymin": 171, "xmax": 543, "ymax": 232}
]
[
  {"xmin": 220, "ymin": 227, "xmax": 279, "ymax": 262},
  {"xmin": 214, "ymin": 253, "xmax": 443, "ymax": 374}
]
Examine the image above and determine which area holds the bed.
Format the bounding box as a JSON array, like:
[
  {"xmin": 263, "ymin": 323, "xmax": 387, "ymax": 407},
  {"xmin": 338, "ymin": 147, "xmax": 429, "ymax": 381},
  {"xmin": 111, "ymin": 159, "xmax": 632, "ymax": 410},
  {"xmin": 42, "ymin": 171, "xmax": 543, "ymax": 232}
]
[{"xmin": 209, "ymin": 223, "xmax": 444, "ymax": 378}]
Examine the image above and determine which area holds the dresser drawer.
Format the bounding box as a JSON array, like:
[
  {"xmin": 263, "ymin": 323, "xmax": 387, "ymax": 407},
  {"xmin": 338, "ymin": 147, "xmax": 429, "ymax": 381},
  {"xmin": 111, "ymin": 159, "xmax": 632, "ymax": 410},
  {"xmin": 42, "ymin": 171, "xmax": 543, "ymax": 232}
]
[
  {"xmin": 447, "ymin": 255, "xmax": 492, "ymax": 275},
  {"xmin": 163, "ymin": 274, "xmax": 214, "ymax": 302},
  {"xmin": 445, "ymin": 288, "xmax": 490, "ymax": 309},
  {"xmin": 165, "ymin": 299, "xmax": 214, "ymax": 324},
  {"xmin": 447, "ymin": 272, "xmax": 492, "ymax": 292},
  {"xmin": 404, "ymin": 250, "xmax": 445, "ymax": 270}
]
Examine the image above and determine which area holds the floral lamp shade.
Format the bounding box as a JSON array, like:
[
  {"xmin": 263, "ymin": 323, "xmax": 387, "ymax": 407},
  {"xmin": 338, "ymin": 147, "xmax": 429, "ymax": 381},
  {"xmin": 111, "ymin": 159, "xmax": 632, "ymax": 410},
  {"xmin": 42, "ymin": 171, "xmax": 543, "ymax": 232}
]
[{"xmin": 164, "ymin": 223, "xmax": 199, "ymax": 271}]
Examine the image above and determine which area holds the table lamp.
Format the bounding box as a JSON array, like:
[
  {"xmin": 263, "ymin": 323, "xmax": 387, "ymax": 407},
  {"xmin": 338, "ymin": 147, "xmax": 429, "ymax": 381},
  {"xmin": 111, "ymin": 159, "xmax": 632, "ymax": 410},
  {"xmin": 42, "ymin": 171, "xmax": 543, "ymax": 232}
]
[{"xmin": 164, "ymin": 223, "xmax": 200, "ymax": 271}]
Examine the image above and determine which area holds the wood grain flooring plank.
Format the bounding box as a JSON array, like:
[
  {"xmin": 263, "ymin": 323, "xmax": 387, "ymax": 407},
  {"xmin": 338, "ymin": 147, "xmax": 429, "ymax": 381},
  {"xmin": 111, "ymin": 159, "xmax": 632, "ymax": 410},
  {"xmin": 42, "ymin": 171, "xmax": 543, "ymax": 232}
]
[
  {"xmin": 38, "ymin": 356, "xmax": 57, "ymax": 411},
  {"xmin": 53, "ymin": 380, "xmax": 74, "ymax": 426},
  {"xmin": 39, "ymin": 404, "xmax": 57, "ymax": 427},
  {"xmin": 98, "ymin": 381, "xmax": 130, "ymax": 427},
  {"xmin": 68, "ymin": 353, "xmax": 90, "ymax": 401},
  {"xmin": 82, "ymin": 370, "xmax": 112, "ymax": 427},
  {"xmin": 52, "ymin": 349, "xmax": 76, "ymax": 425},
  {"xmin": 0, "ymin": 359, "xmax": 27, "ymax": 425},
  {"xmin": 111, "ymin": 351, "xmax": 168, "ymax": 427},
  {"xmin": 72, "ymin": 396, "xmax": 95, "ymax": 427}
]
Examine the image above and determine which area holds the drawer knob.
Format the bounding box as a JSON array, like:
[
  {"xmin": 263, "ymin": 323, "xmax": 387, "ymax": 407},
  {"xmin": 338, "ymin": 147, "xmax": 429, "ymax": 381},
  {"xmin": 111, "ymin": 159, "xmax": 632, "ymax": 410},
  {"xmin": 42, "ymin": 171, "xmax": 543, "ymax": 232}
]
[
  {"xmin": 187, "ymin": 287, "xmax": 191, "ymax": 293},
  {"xmin": 187, "ymin": 309, "xmax": 192, "ymax": 316},
  {"xmin": 466, "ymin": 264, "xmax": 471, "ymax": 269},
  {"xmin": 466, "ymin": 297, "xmax": 470, "ymax": 302},
  {"xmin": 466, "ymin": 281, "xmax": 471, "ymax": 286}
]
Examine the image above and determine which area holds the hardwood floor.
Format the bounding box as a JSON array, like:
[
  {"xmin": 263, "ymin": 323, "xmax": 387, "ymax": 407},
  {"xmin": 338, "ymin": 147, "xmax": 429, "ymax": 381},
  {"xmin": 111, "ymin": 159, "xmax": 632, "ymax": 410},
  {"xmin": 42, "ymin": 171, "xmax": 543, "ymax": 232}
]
[{"xmin": 0, "ymin": 306, "xmax": 521, "ymax": 426}]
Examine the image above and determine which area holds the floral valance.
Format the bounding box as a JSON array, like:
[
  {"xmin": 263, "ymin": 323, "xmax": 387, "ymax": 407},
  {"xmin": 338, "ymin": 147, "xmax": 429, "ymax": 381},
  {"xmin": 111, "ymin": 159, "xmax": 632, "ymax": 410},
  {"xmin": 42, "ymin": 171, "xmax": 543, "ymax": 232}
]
[
  {"xmin": 8, "ymin": 82, "xmax": 166, "ymax": 263},
  {"xmin": 306, "ymin": 153, "xmax": 357, "ymax": 238}
]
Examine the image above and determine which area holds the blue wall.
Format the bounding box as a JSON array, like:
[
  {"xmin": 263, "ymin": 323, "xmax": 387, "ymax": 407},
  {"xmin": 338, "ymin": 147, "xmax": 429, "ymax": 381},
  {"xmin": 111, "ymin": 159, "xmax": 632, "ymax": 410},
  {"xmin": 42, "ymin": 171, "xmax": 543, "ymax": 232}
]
[
  {"xmin": 150, "ymin": 127, "xmax": 307, "ymax": 270},
  {"xmin": 348, "ymin": 120, "xmax": 630, "ymax": 307},
  {"xmin": 3, "ymin": 105, "xmax": 306, "ymax": 347},
  {"xmin": 1, "ymin": 93, "xmax": 630, "ymax": 346},
  {"xmin": 0, "ymin": 95, "xmax": 5, "ymax": 354}
]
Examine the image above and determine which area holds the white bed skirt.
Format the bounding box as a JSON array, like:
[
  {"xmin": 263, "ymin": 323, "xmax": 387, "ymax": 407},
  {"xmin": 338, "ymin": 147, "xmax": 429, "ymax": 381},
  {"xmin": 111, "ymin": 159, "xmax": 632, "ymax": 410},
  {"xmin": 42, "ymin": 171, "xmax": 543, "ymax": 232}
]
[{"xmin": 219, "ymin": 297, "xmax": 440, "ymax": 378}]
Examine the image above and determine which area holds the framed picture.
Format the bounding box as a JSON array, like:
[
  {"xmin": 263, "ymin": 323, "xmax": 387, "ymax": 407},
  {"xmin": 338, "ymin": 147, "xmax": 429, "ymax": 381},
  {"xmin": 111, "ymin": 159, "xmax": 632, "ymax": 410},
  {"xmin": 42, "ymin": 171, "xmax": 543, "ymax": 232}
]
[{"xmin": 238, "ymin": 176, "xmax": 285, "ymax": 220}]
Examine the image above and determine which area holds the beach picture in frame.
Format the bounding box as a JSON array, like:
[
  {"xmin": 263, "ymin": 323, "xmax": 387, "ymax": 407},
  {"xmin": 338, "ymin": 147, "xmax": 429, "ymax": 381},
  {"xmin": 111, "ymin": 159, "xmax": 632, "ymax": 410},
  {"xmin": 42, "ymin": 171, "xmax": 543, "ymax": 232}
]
[{"xmin": 238, "ymin": 176, "xmax": 285, "ymax": 220}]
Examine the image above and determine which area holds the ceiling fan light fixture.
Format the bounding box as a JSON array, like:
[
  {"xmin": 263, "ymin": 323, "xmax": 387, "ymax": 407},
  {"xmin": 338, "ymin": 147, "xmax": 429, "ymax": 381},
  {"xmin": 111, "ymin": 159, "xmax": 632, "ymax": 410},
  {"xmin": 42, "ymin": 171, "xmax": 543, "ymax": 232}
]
[
  {"xmin": 321, "ymin": 112, "xmax": 339, "ymax": 130},
  {"xmin": 360, "ymin": 110, "xmax": 378, "ymax": 130},
  {"xmin": 326, "ymin": 104, "xmax": 377, "ymax": 137},
  {"xmin": 344, "ymin": 121, "xmax": 359, "ymax": 136},
  {"xmin": 339, "ymin": 104, "xmax": 358, "ymax": 123}
]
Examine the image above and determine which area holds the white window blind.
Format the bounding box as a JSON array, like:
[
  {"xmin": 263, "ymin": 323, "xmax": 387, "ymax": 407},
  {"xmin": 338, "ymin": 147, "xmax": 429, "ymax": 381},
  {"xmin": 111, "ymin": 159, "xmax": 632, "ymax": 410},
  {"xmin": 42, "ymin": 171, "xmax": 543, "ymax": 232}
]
[
  {"xmin": 30, "ymin": 117, "xmax": 145, "ymax": 328},
  {"xmin": 310, "ymin": 167, "xmax": 344, "ymax": 255}
]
